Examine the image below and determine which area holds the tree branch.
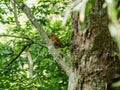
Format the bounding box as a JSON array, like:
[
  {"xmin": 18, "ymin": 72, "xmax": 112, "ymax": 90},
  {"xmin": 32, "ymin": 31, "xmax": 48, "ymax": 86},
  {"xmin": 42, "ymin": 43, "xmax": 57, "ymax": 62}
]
[
  {"xmin": 2, "ymin": 34, "xmax": 46, "ymax": 67},
  {"xmin": 7, "ymin": 43, "xmax": 32, "ymax": 67},
  {"xmin": 13, "ymin": 1, "xmax": 71, "ymax": 75},
  {"xmin": 0, "ymin": 34, "xmax": 47, "ymax": 47},
  {"xmin": 11, "ymin": 1, "xmax": 20, "ymax": 28},
  {"xmin": 26, "ymin": 50, "xmax": 33, "ymax": 78},
  {"xmin": 0, "ymin": 34, "xmax": 30, "ymax": 40}
]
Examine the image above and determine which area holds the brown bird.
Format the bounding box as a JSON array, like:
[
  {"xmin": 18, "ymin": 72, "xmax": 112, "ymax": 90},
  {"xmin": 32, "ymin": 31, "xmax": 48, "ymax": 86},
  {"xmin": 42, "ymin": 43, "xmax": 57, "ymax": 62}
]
[{"xmin": 49, "ymin": 33, "xmax": 63, "ymax": 48}]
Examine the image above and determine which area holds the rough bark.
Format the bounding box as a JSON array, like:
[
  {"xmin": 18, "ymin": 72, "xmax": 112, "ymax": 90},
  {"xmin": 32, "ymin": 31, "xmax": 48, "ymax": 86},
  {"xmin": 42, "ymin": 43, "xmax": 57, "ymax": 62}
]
[{"xmin": 69, "ymin": 0, "xmax": 120, "ymax": 90}]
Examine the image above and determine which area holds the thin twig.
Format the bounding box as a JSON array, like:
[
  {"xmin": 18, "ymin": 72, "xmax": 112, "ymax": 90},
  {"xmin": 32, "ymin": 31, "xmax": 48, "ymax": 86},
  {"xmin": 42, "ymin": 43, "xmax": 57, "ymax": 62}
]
[
  {"xmin": 0, "ymin": 34, "xmax": 47, "ymax": 47},
  {"xmin": 7, "ymin": 43, "xmax": 32, "ymax": 67},
  {"xmin": 0, "ymin": 34, "xmax": 30, "ymax": 40},
  {"xmin": 11, "ymin": 1, "xmax": 20, "ymax": 28}
]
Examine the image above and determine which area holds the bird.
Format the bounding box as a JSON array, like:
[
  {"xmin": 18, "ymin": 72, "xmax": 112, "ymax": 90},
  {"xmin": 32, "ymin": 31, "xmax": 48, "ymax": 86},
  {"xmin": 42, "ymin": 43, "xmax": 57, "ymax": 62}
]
[{"xmin": 49, "ymin": 33, "xmax": 63, "ymax": 48}]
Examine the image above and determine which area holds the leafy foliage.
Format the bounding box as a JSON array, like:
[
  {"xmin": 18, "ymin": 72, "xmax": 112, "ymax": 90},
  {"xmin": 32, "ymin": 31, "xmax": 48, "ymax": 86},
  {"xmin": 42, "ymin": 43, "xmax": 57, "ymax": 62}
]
[
  {"xmin": 0, "ymin": 0, "xmax": 69, "ymax": 89},
  {"xmin": 0, "ymin": 0, "xmax": 120, "ymax": 89}
]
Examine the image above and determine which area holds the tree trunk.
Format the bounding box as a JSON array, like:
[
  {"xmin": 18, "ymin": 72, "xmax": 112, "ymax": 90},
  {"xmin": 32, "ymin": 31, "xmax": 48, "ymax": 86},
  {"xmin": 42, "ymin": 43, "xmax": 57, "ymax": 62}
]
[{"xmin": 68, "ymin": 0, "xmax": 120, "ymax": 90}]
